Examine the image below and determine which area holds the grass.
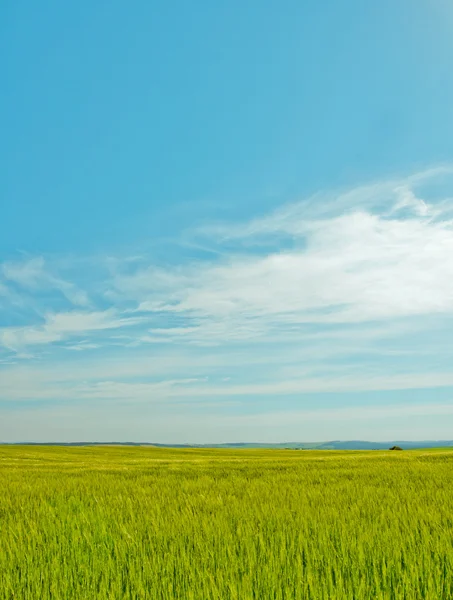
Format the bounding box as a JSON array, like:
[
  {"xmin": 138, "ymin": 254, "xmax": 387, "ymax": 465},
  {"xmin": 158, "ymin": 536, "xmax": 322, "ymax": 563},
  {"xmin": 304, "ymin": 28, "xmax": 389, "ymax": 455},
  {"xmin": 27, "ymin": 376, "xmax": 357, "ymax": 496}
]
[{"xmin": 1, "ymin": 445, "xmax": 453, "ymax": 599}]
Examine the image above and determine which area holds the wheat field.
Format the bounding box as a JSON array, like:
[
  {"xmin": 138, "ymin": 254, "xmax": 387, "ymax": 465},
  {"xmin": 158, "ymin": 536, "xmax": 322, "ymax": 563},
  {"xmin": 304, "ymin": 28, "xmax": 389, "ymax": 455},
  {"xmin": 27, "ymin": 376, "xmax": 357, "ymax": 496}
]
[{"xmin": 1, "ymin": 445, "xmax": 453, "ymax": 599}]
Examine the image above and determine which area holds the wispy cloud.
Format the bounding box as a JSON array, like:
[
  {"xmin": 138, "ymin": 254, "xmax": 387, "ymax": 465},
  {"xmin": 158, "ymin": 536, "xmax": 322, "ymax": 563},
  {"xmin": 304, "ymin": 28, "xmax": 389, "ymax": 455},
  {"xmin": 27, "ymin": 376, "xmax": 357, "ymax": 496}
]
[
  {"xmin": 195, "ymin": 166, "xmax": 453, "ymax": 241},
  {"xmin": 112, "ymin": 167, "xmax": 453, "ymax": 345},
  {"xmin": 0, "ymin": 310, "xmax": 144, "ymax": 353},
  {"xmin": 1, "ymin": 167, "xmax": 453, "ymax": 429},
  {"xmin": 2, "ymin": 355, "xmax": 453, "ymax": 404},
  {"xmin": 2, "ymin": 256, "xmax": 90, "ymax": 307}
]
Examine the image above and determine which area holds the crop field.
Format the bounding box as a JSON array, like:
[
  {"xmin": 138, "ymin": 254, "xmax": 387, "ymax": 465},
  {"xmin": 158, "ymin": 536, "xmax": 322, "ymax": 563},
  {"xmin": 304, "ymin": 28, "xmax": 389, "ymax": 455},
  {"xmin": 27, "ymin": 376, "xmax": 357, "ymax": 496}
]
[{"xmin": 1, "ymin": 446, "xmax": 453, "ymax": 599}]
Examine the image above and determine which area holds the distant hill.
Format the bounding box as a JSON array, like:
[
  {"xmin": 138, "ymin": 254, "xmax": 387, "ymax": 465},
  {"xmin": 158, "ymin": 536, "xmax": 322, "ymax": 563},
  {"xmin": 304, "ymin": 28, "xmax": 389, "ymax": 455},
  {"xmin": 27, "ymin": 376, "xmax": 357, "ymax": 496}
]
[
  {"xmin": 303, "ymin": 440, "xmax": 453, "ymax": 450},
  {"xmin": 5, "ymin": 440, "xmax": 453, "ymax": 450},
  {"xmin": 170, "ymin": 440, "xmax": 453, "ymax": 450}
]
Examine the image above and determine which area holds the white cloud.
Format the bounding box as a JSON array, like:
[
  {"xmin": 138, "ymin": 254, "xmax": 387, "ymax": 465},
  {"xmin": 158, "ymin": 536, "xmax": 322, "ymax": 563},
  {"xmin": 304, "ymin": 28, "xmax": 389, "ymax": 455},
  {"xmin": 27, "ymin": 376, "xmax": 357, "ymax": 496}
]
[
  {"xmin": 2, "ymin": 360, "xmax": 453, "ymax": 404},
  {"xmin": 2, "ymin": 256, "xmax": 89, "ymax": 307},
  {"xmin": 2, "ymin": 166, "xmax": 453, "ymax": 429},
  {"xmin": 66, "ymin": 341, "xmax": 100, "ymax": 351},
  {"xmin": 391, "ymin": 186, "xmax": 431, "ymax": 217},
  {"xmin": 2, "ymin": 257, "xmax": 46, "ymax": 287},
  {"xmin": 4, "ymin": 166, "xmax": 444, "ymax": 358},
  {"xmin": 0, "ymin": 310, "xmax": 144, "ymax": 352},
  {"xmin": 116, "ymin": 188, "xmax": 453, "ymax": 340},
  {"xmin": 196, "ymin": 166, "xmax": 453, "ymax": 241}
]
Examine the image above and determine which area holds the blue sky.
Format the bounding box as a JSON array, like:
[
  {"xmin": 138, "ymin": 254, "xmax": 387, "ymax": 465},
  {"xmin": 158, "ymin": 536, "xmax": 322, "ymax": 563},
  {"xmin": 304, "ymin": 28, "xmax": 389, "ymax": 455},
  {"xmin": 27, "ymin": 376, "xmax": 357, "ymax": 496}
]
[{"xmin": 2, "ymin": 1, "xmax": 453, "ymax": 442}]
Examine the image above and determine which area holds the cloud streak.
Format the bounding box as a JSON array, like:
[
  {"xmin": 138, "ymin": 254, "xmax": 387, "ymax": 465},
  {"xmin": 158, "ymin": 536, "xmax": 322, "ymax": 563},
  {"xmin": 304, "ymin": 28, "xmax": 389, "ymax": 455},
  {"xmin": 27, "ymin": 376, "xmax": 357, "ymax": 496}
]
[
  {"xmin": 0, "ymin": 310, "xmax": 144, "ymax": 353},
  {"xmin": 113, "ymin": 167, "xmax": 453, "ymax": 346},
  {"xmin": 2, "ymin": 256, "xmax": 90, "ymax": 307},
  {"xmin": 2, "ymin": 166, "xmax": 453, "ymax": 435}
]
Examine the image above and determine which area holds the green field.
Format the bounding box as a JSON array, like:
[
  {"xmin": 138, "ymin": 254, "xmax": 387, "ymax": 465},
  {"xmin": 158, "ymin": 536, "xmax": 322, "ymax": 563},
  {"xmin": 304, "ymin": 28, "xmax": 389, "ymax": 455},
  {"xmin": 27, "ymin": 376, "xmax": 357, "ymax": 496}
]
[{"xmin": 1, "ymin": 446, "xmax": 453, "ymax": 599}]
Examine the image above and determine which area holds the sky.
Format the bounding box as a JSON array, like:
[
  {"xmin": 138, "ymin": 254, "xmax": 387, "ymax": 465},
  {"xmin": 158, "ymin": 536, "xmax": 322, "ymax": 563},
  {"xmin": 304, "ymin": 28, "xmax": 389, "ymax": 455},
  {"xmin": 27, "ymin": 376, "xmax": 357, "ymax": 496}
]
[{"xmin": 2, "ymin": 0, "xmax": 453, "ymax": 443}]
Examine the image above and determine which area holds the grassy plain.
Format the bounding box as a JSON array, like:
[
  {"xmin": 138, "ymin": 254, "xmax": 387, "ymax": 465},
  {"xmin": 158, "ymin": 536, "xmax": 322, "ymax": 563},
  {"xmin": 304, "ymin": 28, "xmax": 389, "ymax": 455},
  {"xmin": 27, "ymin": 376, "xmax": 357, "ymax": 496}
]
[{"xmin": 1, "ymin": 445, "xmax": 453, "ymax": 599}]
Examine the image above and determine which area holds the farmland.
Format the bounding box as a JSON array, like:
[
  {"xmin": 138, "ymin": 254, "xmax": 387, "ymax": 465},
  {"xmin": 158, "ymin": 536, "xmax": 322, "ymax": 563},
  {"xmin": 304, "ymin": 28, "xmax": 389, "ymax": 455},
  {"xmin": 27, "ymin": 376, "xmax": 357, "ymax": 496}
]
[{"xmin": 1, "ymin": 446, "xmax": 453, "ymax": 599}]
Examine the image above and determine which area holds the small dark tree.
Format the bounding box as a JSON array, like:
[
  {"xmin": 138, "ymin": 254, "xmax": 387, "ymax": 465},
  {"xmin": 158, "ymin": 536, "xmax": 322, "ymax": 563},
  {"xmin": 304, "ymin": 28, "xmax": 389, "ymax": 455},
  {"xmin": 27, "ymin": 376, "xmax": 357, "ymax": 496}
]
[{"xmin": 389, "ymin": 445, "xmax": 403, "ymax": 451}]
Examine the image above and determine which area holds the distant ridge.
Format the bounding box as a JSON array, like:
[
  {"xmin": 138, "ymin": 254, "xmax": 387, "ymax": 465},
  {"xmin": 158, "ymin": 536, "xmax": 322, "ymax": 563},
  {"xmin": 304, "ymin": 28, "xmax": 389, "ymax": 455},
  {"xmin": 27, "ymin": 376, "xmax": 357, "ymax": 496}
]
[{"xmin": 4, "ymin": 440, "xmax": 453, "ymax": 450}]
